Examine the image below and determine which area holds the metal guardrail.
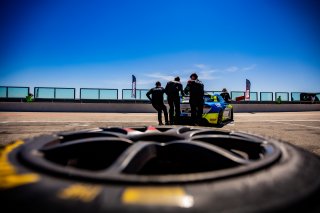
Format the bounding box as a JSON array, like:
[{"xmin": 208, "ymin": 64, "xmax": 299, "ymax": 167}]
[{"xmin": 0, "ymin": 86, "xmax": 319, "ymax": 102}]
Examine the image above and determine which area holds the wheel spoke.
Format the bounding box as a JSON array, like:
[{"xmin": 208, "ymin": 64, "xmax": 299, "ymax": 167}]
[
  {"xmin": 18, "ymin": 127, "xmax": 281, "ymax": 183},
  {"xmin": 191, "ymin": 135, "xmax": 263, "ymax": 160},
  {"xmin": 98, "ymin": 141, "xmax": 156, "ymax": 175},
  {"xmin": 187, "ymin": 141, "xmax": 250, "ymax": 165}
]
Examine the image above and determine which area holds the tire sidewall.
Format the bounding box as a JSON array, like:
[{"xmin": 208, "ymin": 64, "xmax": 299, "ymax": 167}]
[{"xmin": 1, "ymin": 133, "xmax": 320, "ymax": 213}]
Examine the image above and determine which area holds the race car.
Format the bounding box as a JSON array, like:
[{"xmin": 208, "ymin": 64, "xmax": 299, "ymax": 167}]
[{"xmin": 180, "ymin": 94, "xmax": 233, "ymax": 125}]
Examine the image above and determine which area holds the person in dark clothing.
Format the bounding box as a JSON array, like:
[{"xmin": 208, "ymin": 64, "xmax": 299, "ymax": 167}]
[
  {"xmin": 165, "ymin": 76, "xmax": 184, "ymax": 125},
  {"xmin": 184, "ymin": 73, "xmax": 204, "ymax": 125},
  {"xmin": 220, "ymin": 88, "xmax": 231, "ymax": 103},
  {"xmin": 146, "ymin": 81, "xmax": 169, "ymax": 125}
]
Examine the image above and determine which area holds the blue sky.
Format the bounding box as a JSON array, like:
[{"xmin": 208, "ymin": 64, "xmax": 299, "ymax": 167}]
[{"xmin": 1, "ymin": 0, "xmax": 319, "ymax": 96}]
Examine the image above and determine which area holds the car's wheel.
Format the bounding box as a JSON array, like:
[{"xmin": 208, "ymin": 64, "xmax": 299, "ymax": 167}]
[
  {"xmin": 217, "ymin": 110, "xmax": 223, "ymax": 125},
  {"xmin": 1, "ymin": 126, "xmax": 320, "ymax": 213},
  {"xmin": 230, "ymin": 108, "xmax": 234, "ymax": 120}
]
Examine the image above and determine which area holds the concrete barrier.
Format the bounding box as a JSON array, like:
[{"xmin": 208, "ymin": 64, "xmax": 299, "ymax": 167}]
[
  {"xmin": 0, "ymin": 102, "xmax": 319, "ymax": 113},
  {"xmin": 232, "ymin": 104, "xmax": 320, "ymax": 112},
  {"xmin": 0, "ymin": 102, "xmax": 156, "ymax": 113}
]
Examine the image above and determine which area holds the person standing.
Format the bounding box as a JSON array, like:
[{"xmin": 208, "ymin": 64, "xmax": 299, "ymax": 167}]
[
  {"xmin": 276, "ymin": 96, "xmax": 282, "ymax": 104},
  {"xmin": 165, "ymin": 76, "xmax": 184, "ymax": 125},
  {"xmin": 184, "ymin": 73, "xmax": 204, "ymax": 125},
  {"xmin": 220, "ymin": 88, "xmax": 231, "ymax": 103},
  {"xmin": 25, "ymin": 93, "xmax": 34, "ymax": 102},
  {"xmin": 146, "ymin": 81, "xmax": 169, "ymax": 125}
]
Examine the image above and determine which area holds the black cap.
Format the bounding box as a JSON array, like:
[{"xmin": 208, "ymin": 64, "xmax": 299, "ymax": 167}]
[
  {"xmin": 155, "ymin": 81, "xmax": 161, "ymax": 86},
  {"xmin": 174, "ymin": 76, "xmax": 180, "ymax": 81},
  {"xmin": 190, "ymin": 73, "xmax": 198, "ymax": 79}
]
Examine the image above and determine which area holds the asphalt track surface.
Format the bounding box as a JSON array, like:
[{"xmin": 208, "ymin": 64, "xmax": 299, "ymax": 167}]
[{"xmin": 0, "ymin": 111, "xmax": 319, "ymax": 156}]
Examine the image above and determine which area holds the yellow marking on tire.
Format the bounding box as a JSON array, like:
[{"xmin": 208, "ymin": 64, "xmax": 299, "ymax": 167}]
[
  {"xmin": 58, "ymin": 184, "xmax": 102, "ymax": 202},
  {"xmin": 0, "ymin": 140, "xmax": 39, "ymax": 189},
  {"xmin": 122, "ymin": 187, "xmax": 194, "ymax": 208}
]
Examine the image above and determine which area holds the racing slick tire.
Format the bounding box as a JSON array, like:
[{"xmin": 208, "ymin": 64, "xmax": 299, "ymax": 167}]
[
  {"xmin": 1, "ymin": 126, "xmax": 320, "ymax": 213},
  {"xmin": 230, "ymin": 108, "xmax": 234, "ymax": 121},
  {"xmin": 217, "ymin": 110, "xmax": 223, "ymax": 125}
]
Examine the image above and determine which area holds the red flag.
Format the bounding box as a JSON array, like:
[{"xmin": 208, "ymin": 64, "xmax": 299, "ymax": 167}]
[
  {"xmin": 245, "ymin": 79, "xmax": 251, "ymax": 101},
  {"xmin": 132, "ymin": 75, "xmax": 136, "ymax": 98}
]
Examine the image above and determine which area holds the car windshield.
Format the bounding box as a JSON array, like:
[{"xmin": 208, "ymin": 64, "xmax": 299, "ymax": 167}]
[
  {"xmin": 181, "ymin": 96, "xmax": 190, "ymax": 103},
  {"xmin": 204, "ymin": 95, "xmax": 214, "ymax": 102}
]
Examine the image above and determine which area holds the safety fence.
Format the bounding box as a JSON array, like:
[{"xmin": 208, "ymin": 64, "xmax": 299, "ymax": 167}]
[
  {"xmin": 34, "ymin": 87, "xmax": 75, "ymax": 99},
  {"xmin": 122, "ymin": 89, "xmax": 149, "ymax": 100},
  {"xmin": 0, "ymin": 86, "xmax": 29, "ymax": 98},
  {"xmin": 0, "ymin": 86, "xmax": 319, "ymax": 102},
  {"xmin": 80, "ymin": 88, "xmax": 118, "ymax": 100}
]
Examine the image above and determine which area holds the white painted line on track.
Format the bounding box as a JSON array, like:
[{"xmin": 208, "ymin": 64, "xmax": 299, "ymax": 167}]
[
  {"xmin": 269, "ymin": 121, "xmax": 320, "ymax": 129},
  {"xmin": 1, "ymin": 120, "xmax": 319, "ymax": 129},
  {"xmin": 222, "ymin": 120, "xmax": 320, "ymax": 129},
  {"xmin": 1, "ymin": 119, "xmax": 320, "ymax": 124},
  {"xmin": 235, "ymin": 113, "xmax": 320, "ymax": 116},
  {"xmin": 0, "ymin": 120, "xmax": 156, "ymax": 123},
  {"xmin": 232, "ymin": 120, "xmax": 320, "ymax": 122}
]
